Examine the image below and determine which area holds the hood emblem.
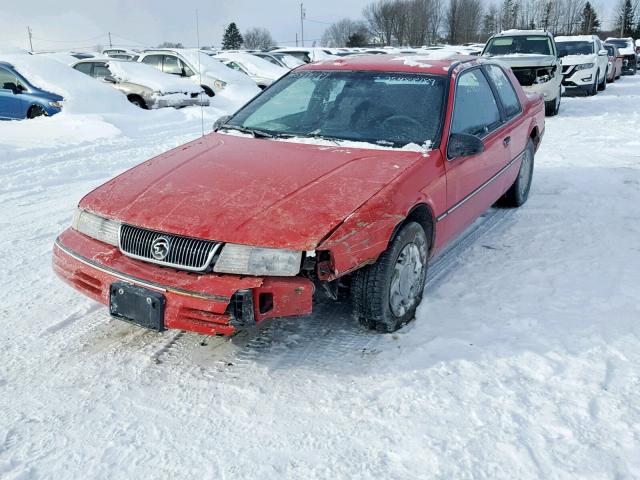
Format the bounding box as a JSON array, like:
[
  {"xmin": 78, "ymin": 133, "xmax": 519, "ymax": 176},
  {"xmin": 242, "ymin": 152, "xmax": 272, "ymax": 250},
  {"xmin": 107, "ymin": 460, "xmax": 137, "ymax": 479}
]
[{"xmin": 151, "ymin": 236, "xmax": 170, "ymax": 261}]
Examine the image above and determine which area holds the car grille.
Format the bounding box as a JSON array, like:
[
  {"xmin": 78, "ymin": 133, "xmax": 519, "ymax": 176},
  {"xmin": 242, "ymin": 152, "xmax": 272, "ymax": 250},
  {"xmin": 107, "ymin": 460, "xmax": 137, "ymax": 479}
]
[{"xmin": 119, "ymin": 224, "xmax": 221, "ymax": 272}]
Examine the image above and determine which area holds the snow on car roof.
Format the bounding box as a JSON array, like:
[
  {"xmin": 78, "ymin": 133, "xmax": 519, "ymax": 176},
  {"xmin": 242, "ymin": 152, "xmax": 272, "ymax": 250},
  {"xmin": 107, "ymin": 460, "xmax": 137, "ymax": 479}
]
[
  {"xmin": 495, "ymin": 29, "xmax": 550, "ymax": 37},
  {"xmin": 300, "ymin": 53, "xmax": 473, "ymax": 75},
  {"xmin": 555, "ymin": 35, "xmax": 597, "ymax": 42},
  {"xmin": 104, "ymin": 60, "xmax": 203, "ymax": 94},
  {"xmin": 214, "ymin": 52, "xmax": 287, "ymax": 80}
]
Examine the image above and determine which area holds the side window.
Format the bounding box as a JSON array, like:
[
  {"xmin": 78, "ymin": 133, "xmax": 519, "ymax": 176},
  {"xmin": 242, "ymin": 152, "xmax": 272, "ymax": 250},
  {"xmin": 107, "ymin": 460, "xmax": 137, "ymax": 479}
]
[
  {"xmin": 451, "ymin": 69, "xmax": 502, "ymax": 137},
  {"xmin": 73, "ymin": 62, "xmax": 93, "ymax": 76},
  {"xmin": 93, "ymin": 63, "xmax": 111, "ymax": 79},
  {"xmin": 162, "ymin": 55, "xmax": 182, "ymax": 75},
  {"xmin": 0, "ymin": 67, "xmax": 16, "ymax": 89},
  {"xmin": 178, "ymin": 59, "xmax": 194, "ymax": 77},
  {"xmin": 141, "ymin": 54, "xmax": 162, "ymax": 69},
  {"xmin": 485, "ymin": 65, "xmax": 522, "ymax": 119}
]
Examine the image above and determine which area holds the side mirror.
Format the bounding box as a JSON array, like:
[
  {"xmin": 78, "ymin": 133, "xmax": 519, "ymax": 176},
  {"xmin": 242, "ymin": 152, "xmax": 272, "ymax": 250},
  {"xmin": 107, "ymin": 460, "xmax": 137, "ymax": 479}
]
[
  {"xmin": 103, "ymin": 75, "xmax": 117, "ymax": 83},
  {"xmin": 213, "ymin": 115, "xmax": 232, "ymax": 131},
  {"xmin": 3, "ymin": 82, "xmax": 21, "ymax": 94},
  {"xmin": 448, "ymin": 133, "xmax": 485, "ymax": 159},
  {"xmin": 598, "ymin": 49, "xmax": 608, "ymax": 56}
]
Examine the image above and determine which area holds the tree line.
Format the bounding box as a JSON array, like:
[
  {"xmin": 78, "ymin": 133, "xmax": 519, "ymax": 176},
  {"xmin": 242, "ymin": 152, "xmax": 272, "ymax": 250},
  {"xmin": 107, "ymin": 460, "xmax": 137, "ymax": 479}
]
[{"xmin": 320, "ymin": 0, "xmax": 639, "ymax": 47}]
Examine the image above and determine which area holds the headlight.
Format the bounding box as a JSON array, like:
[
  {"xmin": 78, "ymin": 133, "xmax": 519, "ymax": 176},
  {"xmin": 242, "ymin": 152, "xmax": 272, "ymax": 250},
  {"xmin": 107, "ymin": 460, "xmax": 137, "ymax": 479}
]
[
  {"xmin": 213, "ymin": 79, "xmax": 227, "ymax": 90},
  {"xmin": 575, "ymin": 63, "xmax": 595, "ymax": 71},
  {"xmin": 72, "ymin": 209, "xmax": 120, "ymax": 246},
  {"xmin": 213, "ymin": 244, "xmax": 302, "ymax": 276},
  {"xmin": 49, "ymin": 101, "xmax": 62, "ymax": 108}
]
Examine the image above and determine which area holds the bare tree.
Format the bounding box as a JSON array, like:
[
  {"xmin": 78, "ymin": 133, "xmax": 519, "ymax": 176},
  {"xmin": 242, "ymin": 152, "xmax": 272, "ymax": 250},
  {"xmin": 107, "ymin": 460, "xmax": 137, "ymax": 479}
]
[
  {"xmin": 242, "ymin": 27, "xmax": 275, "ymax": 50},
  {"xmin": 321, "ymin": 19, "xmax": 369, "ymax": 47},
  {"xmin": 364, "ymin": 0, "xmax": 443, "ymax": 46}
]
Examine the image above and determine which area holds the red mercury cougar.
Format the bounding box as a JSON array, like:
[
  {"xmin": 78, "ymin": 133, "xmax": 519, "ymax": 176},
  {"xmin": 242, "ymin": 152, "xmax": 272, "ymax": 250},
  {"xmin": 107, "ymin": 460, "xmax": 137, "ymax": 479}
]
[{"xmin": 53, "ymin": 55, "xmax": 545, "ymax": 335}]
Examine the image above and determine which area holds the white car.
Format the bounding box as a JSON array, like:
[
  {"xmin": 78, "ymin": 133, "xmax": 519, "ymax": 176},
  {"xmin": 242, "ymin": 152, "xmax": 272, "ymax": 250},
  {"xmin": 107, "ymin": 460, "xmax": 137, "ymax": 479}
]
[
  {"xmin": 214, "ymin": 52, "xmax": 287, "ymax": 89},
  {"xmin": 270, "ymin": 47, "xmax": 335, "ymax": 64},
  {"xmin": 137, "ymin": 48, "xmax": 259, "ymax": 98},
  {"xmin": 252, "ymin": 52, "xmax": 305, "ymax": 70},
  {"xmin": 482, "ymin": 30, "xmax": 563, "ymax": 116},
  {"xmin": 556, "ymin": 35, "xmax": 609, "ymax": 95}
]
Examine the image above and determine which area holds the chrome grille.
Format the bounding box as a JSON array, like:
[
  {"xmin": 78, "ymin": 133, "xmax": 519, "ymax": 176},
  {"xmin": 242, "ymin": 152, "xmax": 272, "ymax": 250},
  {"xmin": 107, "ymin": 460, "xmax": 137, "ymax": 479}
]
[{"xmin": 119, "ymin": 224, "xmax": 221, "ymax": 272}]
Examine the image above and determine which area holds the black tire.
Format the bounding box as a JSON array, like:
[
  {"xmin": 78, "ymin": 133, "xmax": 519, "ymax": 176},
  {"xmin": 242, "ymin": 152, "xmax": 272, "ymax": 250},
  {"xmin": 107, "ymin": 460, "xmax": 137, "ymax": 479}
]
[
  {"xmin": 500, "ymin": 139, "xmax": 535, "ymax": 208},
  {"xmin": 27, "ymin": 104, "xmax": 45, "ymax": 119},
  {"xmin": 127, "ymin": 95, "xmax": 147, "ymax": 109},
  {"xmin": 545, "ymin": 88, "xmax": 561, "ymax": 116},
  {"xmin": 201, "ymin": 85, "xmax": 215, "ymax": 97},
  {"xmin": 588, "ymin": 70, "xmax": 599, "ymax": 96},
  {"xmin": 598, "ymin": 69, "xmax": 607, "ymax": 90},
  {"xmin": 352, "ymin": 222, "xmax": 428, "ymax": 333}
]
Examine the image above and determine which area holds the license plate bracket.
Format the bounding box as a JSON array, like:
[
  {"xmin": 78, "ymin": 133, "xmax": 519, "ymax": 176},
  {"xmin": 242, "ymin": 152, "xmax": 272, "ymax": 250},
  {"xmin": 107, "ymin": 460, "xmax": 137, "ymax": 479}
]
[{"xmin": 109, "ymin": 282, "xmax": 165, "ymax": 331}]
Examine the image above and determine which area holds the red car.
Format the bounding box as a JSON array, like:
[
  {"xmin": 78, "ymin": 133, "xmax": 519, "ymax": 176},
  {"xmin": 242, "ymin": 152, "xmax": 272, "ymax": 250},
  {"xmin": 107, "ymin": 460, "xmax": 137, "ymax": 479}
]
[
  {"xmin": 604, "ymin": 43, "xmax": 623, "ymax": 82},
  {"xmin": 53, "ymin": 55, "xmax": 545, "ymax": 335}
]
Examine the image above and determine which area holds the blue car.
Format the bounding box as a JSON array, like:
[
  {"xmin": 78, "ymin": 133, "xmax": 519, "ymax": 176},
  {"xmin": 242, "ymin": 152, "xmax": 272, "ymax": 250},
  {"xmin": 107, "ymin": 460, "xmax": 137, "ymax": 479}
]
[{"xmin": 0, "ymin": 61, "xmax": 63, "ymax": 120}]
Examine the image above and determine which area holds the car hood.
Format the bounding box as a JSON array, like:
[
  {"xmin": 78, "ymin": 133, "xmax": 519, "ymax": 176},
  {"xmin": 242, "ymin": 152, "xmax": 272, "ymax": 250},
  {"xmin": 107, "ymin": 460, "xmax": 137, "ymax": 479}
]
[
  {"xmin": 487, "ymin": 54, "xmax": 556, "ymax": 67},
  {"xmin": 80, "ymin": 132, "xmax": 425, "ymax": 250},
  {"xmin": 559, "ymin": 54, "xmax": 597, "ymax": 66}
]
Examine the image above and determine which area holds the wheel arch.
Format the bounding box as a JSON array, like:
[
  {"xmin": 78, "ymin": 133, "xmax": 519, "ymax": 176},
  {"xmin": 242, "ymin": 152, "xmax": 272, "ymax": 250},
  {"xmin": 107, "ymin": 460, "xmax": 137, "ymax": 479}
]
[{"xmin": 388, "ymin": 203, "xmax": 436, "ymax": 256}]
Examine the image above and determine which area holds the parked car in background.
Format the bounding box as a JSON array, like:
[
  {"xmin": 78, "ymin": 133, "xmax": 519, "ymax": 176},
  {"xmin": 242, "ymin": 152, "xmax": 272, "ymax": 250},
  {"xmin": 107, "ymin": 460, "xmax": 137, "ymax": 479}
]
[
  {"xmin": 555, "ymin": 35, "xmax": 609, "ymax": 95},
  {"xmin": 214, "ymin": 51, "xmax": 287, "ymax": 88},
  {"xmin": 605, "ymin": 37, "xmax": 637, "ymax": 75},
  {"xmin": 483, "ymin": 30, "xmax": 562, "ymax": 116},
  {"xmin": 138, "ymin": 48, "xmax": 257, "ymax": 97},
  {"xmin": 53, "ymin": 55, "xmax": 544, "ymax": 337},
  {"xmin": 252, "ymin": 51, "xmax": 305, "ymax": 69},
  {"xmin": 604, "ymin": 43, "xmax": 623, "ymax": 82},
  {"xmin": 271, "ymin": 47, "xmax": 335, "ymax": 63},
  {"xmin": 72, "ymin": 58, "xmax": 208, "ymax": 109},
  {"xmin": 0, "ymin": 61, "xmax": 63, "ymax": 119}
]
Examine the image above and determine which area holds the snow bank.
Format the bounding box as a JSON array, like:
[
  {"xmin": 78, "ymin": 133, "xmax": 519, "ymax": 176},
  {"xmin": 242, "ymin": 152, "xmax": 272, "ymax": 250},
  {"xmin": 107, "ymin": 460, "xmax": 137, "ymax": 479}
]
[
  {"xmin": 107, "ymin": 60, "xmax": 203, "ymax": 95},
  {"xmin": 1, "ymin": 53, "xmax": 136, "ymax": 115}
]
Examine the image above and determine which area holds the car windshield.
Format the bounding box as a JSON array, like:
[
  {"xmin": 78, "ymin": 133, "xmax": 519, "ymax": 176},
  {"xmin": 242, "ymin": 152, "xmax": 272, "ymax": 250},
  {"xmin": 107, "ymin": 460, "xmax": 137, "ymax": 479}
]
[
  {"xmin": 557, "ymin": 41, "xmax": 593, "ymax": 57},
  {"xmin": 485, "ymin": 35, "xmax": 552, "ymax": 56},
  {"xmin": 226, "ymin": 70, "xmax": 446, "ymax": 147}
]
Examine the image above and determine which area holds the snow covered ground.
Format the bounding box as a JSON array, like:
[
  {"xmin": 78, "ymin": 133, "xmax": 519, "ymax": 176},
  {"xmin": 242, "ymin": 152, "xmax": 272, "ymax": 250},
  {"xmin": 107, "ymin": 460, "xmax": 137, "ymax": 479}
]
[{"xmin": 1, "ymin": 76, "xmax": 640, "ymax": 479}]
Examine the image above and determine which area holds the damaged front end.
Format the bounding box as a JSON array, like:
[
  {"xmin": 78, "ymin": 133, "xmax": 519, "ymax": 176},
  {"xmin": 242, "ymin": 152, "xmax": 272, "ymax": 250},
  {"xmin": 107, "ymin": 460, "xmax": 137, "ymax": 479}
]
[{"xmin": 512, "ymin": 65, "xmax": 557, "ymax": 87}]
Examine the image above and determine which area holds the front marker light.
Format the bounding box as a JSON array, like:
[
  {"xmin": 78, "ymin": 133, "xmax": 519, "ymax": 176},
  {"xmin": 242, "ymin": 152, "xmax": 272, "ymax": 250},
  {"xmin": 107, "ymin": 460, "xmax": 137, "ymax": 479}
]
[
  {"xmin": 72, "ymin": 209, "xmax": 120, "ymax": 246},
  {"xmin": 49, "ymin": 101, "xmax": 63, "ymax": 108},
  {"xmin": 214, "ymin": 244, "xmax": 302, "ymax": 276},
  {"xmin": 213, "ymin": 79, "xmax": 227, "ymax": 90}
]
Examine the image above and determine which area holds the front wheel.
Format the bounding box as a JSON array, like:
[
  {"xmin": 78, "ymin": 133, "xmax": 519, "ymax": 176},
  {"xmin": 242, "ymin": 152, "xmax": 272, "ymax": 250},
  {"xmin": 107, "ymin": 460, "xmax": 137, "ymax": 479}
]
[
  {"xmin": 598, "ymin": 69, "xmax": 607, "ymax": 90},
  {"xmin": 27, "ymin": 104, "xmax": 46, "ymax": 119},
  {"xmin": 545, "ymin": 88, "xmax": 561, "ymax": 116},
  {"xmin": 352, "ymin": 222, "xmax": 428, "ymax": 333},
  {"xmin": 500, "ymin": 139, "xmax": 535, "ymax": 208}
]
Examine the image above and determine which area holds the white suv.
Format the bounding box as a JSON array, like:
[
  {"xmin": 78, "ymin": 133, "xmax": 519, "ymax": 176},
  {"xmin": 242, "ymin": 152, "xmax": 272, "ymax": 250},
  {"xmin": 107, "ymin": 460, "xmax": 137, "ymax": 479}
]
[
  {"xmin": 482, "ymin": 30, "xmax": 563, "ymax": 116},
  {"xmin": 556, "ymin": 35, "xmax": 609, "ymax": 95}
]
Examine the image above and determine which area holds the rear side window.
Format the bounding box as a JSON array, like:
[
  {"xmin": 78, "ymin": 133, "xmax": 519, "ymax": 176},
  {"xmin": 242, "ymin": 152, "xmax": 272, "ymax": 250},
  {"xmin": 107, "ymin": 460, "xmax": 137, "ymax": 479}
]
[
  {"xmin": 141, "ymin": 54, "xmax": 162, "ymax": 69},
  {"xmin": 486, "ymin": 65, "xmax": 522, "ymax": 119},
  {"xmin": 93, "ymin": 63, "xmax": 111, "ymax": 79},
  {"xmin": 452, "ymin": 69, "xmax": 502, "ymax": 137}
]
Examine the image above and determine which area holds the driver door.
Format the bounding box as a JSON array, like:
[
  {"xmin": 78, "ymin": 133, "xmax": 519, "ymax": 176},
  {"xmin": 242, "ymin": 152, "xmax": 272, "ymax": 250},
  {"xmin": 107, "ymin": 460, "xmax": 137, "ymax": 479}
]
[
  {"xmin": 441, "ymin": 68, "xmax": 510, "ymax": 243},
  {"xmin": 0, "ymin": 66, "xmax": 22, "ymax": 119}
]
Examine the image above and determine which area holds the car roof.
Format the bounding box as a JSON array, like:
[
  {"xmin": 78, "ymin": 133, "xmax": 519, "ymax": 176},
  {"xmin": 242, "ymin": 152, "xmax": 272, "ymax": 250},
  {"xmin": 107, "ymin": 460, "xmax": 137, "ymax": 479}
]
[
  {"xmin": 493, "ymin": 29, "xmax": 551, "ymax": 37},
  {"xmin": 555, "ymin": 35, "xmax": 598, "ymax": 42},
  {"xmin": 297, "ymin": 54, "xmax": 477, "ymax": 75}
]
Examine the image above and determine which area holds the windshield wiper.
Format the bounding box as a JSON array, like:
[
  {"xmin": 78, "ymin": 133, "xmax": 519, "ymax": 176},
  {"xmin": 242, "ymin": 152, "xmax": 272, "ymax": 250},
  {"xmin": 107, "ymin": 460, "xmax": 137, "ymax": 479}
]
[{"xmin": 221, "ymin": 125, "xmax": 275, "ymax": 139}]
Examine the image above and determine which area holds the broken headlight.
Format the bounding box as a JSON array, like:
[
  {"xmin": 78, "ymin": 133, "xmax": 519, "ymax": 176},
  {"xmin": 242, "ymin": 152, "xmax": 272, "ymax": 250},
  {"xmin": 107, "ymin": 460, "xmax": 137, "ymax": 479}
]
[
  {"xmin": 72, "ymin": 209, "xmax": 121, "ymax": 246},
  {"xmin": 213, "ymin": 244, "xmax": 302, "ymax": 276},
  {"xmin": 534, "ymin": 66, "xmax": 555, "ymax": 84}
]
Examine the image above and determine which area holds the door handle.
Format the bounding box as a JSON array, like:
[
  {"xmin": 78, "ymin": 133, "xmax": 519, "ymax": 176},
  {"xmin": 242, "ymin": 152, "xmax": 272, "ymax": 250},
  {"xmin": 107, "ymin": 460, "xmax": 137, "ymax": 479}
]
[{"xmin": 503, "ymin": 136, "xmax": 511, "ymax": 147}]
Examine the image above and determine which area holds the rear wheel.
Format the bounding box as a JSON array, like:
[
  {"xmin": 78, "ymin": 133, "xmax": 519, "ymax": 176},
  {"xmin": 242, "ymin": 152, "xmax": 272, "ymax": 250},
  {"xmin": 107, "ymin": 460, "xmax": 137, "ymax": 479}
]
[
  {"xmin": 500, "ymin": 139, "xmax": 535, "ymax": 208},
  {"xmin": 352, "ymin": 222, "xmax": 428, "ymax": 333},
  {"xmin": 27, "ymin": 104, "xmax": 45, "ymax": 119}
]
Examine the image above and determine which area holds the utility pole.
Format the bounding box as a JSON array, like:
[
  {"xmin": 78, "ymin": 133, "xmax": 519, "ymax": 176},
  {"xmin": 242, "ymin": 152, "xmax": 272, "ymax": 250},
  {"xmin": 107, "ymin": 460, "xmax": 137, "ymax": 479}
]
[
  {"xmin": 300, "ymin": 3, "xmax": 305, "ymax": 47},
  {"xmin": 295, "ymin": 32, "xmax": 298, "ymax": 47},
  {"xmin": 27, "ymin": 26, "xmax": 33, "ymax": 52},
  {"xmin": 108, "ymin": 32, "xmax": 113, "ymax": 48}
]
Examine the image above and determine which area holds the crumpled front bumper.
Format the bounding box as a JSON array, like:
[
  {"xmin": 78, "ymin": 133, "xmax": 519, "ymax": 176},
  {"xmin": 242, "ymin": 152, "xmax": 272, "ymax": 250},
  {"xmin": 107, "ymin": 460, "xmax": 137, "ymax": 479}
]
[{"xmin": 52, "ymin": 228, "xmax": 313, "ymax": 336}]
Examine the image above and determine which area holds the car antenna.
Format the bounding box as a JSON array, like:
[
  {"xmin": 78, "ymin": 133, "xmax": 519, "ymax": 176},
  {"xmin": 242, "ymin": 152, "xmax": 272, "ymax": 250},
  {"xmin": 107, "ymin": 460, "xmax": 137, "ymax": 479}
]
[{"xmin": 196, "ymin": 9, "xmax": 205, "ymax": 138}]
